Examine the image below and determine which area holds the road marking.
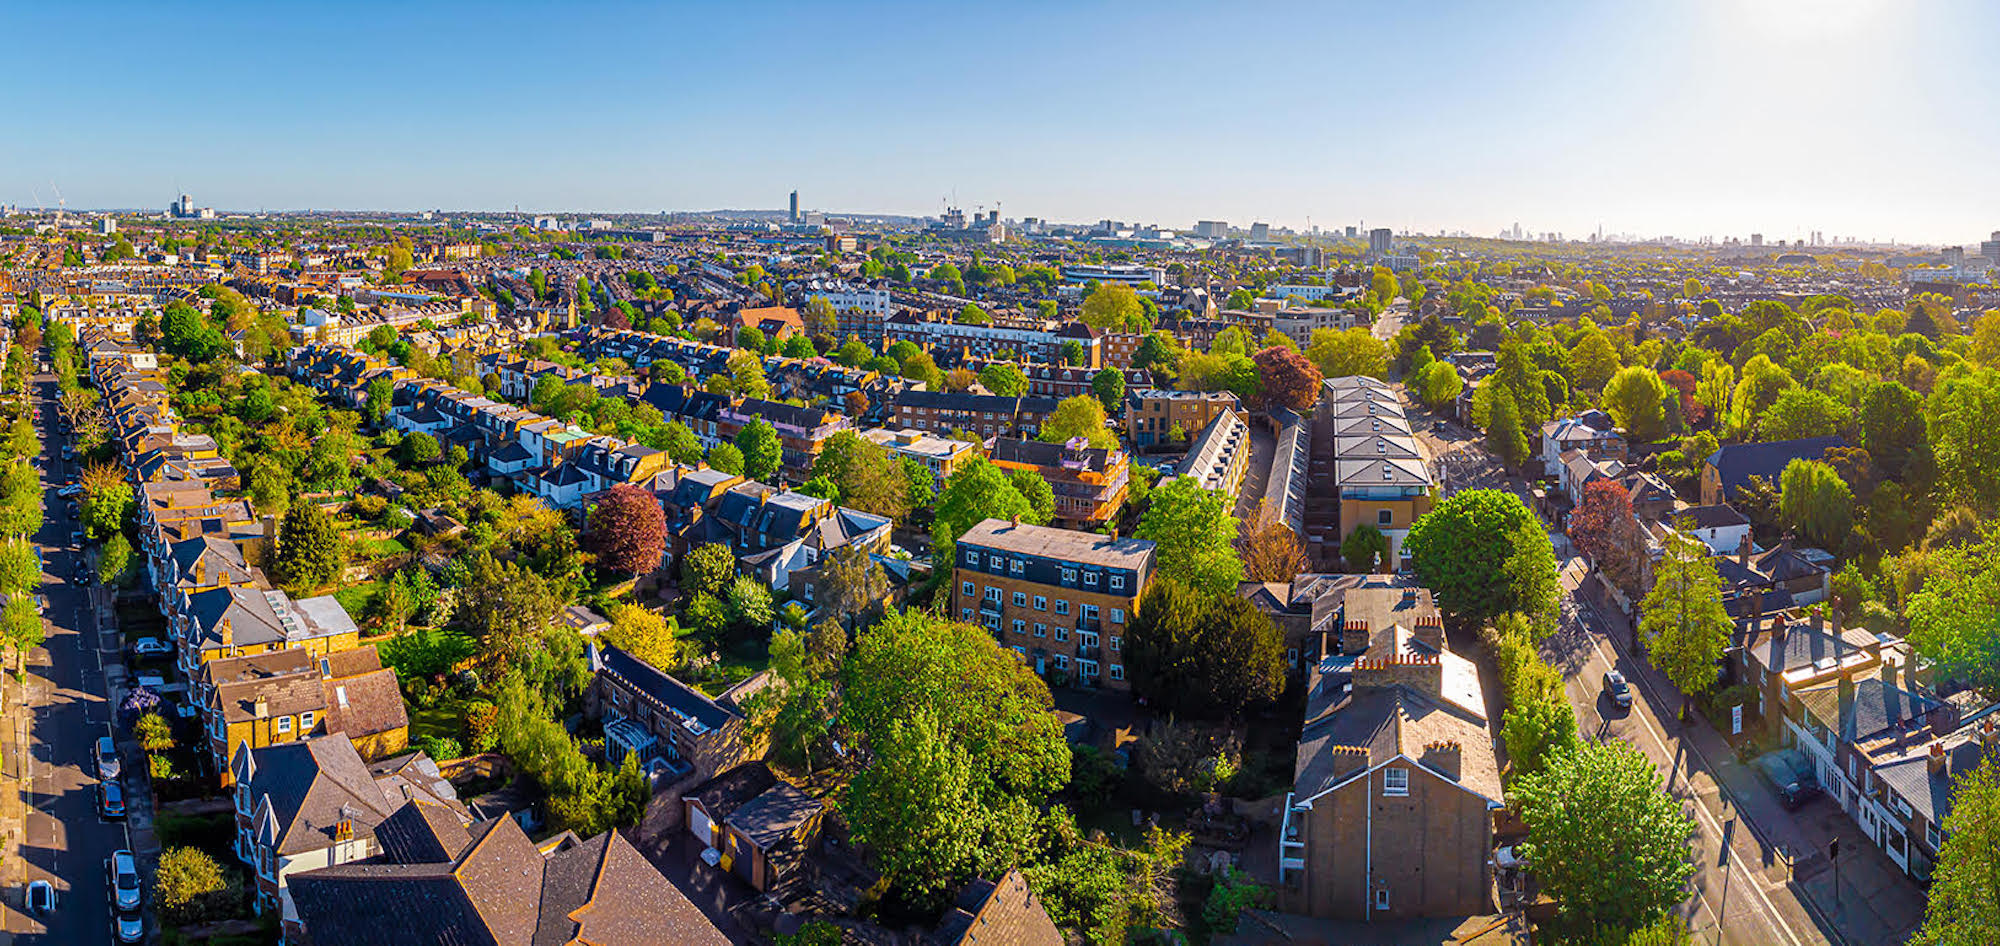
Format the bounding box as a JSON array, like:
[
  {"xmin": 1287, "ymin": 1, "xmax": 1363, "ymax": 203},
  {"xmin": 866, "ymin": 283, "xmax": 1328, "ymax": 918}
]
[{"xmin": 1570, "ymin": 603, "xmax": 1806, "ymax": 946}]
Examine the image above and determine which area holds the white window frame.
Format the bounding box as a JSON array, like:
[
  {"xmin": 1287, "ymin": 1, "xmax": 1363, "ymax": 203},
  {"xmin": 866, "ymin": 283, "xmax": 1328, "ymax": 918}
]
[
  {"xmin": 1055, "ymin": 626, "xmax": 1070, "ymax": 642},
  {"xmin": 1383, "ymin": 767, "xmax": 1409, "ymax": 796},
  {"xmin": 301, "ymin": 711, "xmax": 315, "ymax": 730},
  {"xmin": 1054, "ymin": 599, "xmax": 1070, "ymax": 616},
  {"xmin": 1110, "ymin": 574, "xmax": 1125, "ymax": 592},
  {"xmin": 1034, "ymin": 595, "xmax": 1047, "ymax": 611},
  {"xmin": 1012, "ymin": 619, "xmax": 1026, "ymax": 636},
  {"xmin": 1109, "ymin": 664, "xmax": 1124, "ymax": 681},
  {"xmin": 1034, "ymin": 623, "xmax": 1047, "ymax": 638},
  {"xmin": 1012, "ymin": 591, "xmax": 1027, "ymax": 607},
  {"xmin": 961, "ymin": 581, "xmax": 974, "ymax": 597},
  {"xmin": 276, "ymin": 715, "xmax": 293, "ymax": 734},
  {"xmin": 1110, "ymin": 608, "xmax": 1124, "ymax": 625},
  {"xmin": 1084, "ymin": 571, "xmax": 1100, "ymax": 588}
]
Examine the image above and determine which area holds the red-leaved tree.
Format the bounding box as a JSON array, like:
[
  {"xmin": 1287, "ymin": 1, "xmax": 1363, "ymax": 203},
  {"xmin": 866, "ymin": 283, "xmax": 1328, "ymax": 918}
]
[
  {"xmin": 1660, "ymin": 369, "xmax": 1702, "ymax": 426},
  {"xmin": 1568, "ymin": 479, "xmax": 1648, "ymax": 593},
  {"xmin": 584, "ymin": 484, "xmax": 667, "ymax": 575},
  {"xmin": 1253, "ymin": 346, "xmax": 1323, "ymax": 412}
]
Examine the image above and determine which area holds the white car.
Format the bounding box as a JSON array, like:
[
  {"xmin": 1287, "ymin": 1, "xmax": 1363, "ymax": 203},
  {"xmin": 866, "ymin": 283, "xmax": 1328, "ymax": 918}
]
[
  {"xmin": 26, "ymin": 879, "xmax": 55, "ymax": 915},
  {"xmin": 57, "ymin": 484, "xmax": 83, "ymax": 498},
  {"xmin": 131, "ymin": 638, "xmax": 171, "ymax": 657},
  {"xmin": 94, "ymin": 736, "xmax": 120, "ymax": 781},
  {"xmin": 106, "ymin": 850, "xmax": 141, "ymax": 912}
]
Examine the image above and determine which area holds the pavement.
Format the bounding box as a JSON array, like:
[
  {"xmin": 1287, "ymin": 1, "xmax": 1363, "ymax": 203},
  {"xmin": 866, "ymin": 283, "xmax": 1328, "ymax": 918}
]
[
  {"xmin": 2, "ymin": 371, "xmax": 147, "ymax": 944},
  {"xmin": 1557, "ymin": 558, "xmax": 1927, "ymax": 946}
]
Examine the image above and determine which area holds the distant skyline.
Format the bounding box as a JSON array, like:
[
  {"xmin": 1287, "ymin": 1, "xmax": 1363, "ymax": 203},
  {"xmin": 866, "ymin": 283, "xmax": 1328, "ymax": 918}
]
[{"xmin": 5, "ymin": 0, "xmax": 1997, "ymax": 245}]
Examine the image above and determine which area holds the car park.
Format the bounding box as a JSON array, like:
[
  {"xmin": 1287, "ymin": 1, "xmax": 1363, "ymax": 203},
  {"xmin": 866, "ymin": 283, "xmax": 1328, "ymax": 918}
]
[
  {"xmin": 93, "ymin": 735, "xmax": 120, "ymax": 780},
  {"xmin": 105, "ymin": 850, "xmax": 141, "ymax": 912},
  {"xmin": 97, "ymin": 781, "xmax": 126, "ymax": 820},
  {"xmin": 1602, "ymin": 670, "xmax": 1633, "ymax": 709}
]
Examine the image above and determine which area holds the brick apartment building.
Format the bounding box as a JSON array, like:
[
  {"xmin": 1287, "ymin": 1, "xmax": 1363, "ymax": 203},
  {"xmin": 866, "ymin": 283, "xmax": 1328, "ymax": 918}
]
[
  {"xmin": 953, "ymin": 519, "xmax": 1155, "ymax": 690},
  {"xmin": 985, "ymin": 437, "xmax": 1130, "ymax": 528}
]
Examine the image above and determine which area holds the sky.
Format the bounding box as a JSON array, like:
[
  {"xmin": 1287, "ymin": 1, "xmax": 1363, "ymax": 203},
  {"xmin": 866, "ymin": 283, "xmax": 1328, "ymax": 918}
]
[{"xmin": 3, "ymin": 0, "xmax": 1997, "ymax": 245}]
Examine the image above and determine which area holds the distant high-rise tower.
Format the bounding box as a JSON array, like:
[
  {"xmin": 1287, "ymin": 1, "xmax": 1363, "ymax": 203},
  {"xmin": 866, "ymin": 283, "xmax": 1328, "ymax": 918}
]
[
  {"xmin": 789, "ymin": 190, "xmax": 799, "ymax": 223},
  {"xmin": 1368, "ymin": 228, "xmax": 1393, "ymax": 256},
  {"xmin": 1750, "ymin": 233, "xmax": 1764, "ymax": 247},
  {"xmin": 1981, "ymin": 230, "xmax": 2000, "ymax": 265},
  {"xmin": 1249, "ymin": 222, "xmax": 1271, "ymax": 242}
]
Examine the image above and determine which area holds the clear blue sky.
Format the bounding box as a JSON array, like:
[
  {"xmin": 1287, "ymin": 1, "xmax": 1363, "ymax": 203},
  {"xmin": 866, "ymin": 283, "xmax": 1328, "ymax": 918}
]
[{"xmin": 6, "ymin": 0, "xmax": 1996, "ymax": 244}]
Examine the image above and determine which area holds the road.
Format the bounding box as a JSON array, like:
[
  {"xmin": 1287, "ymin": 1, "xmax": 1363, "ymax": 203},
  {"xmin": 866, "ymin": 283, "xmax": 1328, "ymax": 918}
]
[
  {"xmin": 16, "ymin": 368, "xmax": 133, "ymax": 945},
  {"xmin": 1552, "ymin": 562, "xmax": 1826, "ymax": 946}
]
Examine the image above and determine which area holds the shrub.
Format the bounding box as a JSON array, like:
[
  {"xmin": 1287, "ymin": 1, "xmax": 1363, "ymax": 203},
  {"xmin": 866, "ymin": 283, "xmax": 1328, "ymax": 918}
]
[{"xmin": 154, "ymin": 846, "xmax": 235, "ymax": 925}]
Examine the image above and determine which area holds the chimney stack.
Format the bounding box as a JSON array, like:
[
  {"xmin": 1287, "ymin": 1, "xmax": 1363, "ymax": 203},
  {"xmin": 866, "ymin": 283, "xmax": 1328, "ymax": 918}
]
[
  {"xmin": 1341, "ymin": 618, "xmax": 1370, "ymax": 656},
  {"xmin": 253, "ymin": 696, "xmax": 269, "ymax": 719},
  {"xmin": 1880, "ymin": 655, "xmax": 1899, "ymax": 692},
  {"xmin": 1738, "ymin": 530, "xmax": 1754, "ymax": 568},
  {"xmin": 220, "ymin": 616, "xmax": 233, "ymax": 647},
  {"xmin": 1423, "ymin": 739, "xmax": 1462, "ymax": 781},
  {"xmin": 1414, "ymin": 614, "xmax": 1445, "ymax": 653},
  {"xmin": 1928, "ymin": 741, "xmax": 1947, "ymax": 776},
  {"xmin": 1327, "ymin": 745, "xmax": 1370, "ymax": 783}
]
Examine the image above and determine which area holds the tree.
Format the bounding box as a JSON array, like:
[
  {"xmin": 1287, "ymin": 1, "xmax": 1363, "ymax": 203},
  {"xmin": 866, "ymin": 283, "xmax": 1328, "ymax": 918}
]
[
  {"xmin": 1126, "ymin": 580, "xmax": 1286, "ymax": 719},
  {"xmin": 402, "ymin": 431, "xmax": 442, "ymax": 465},
  {"xmin": 732, "ymin": 419, "xmax": 782, "ymax": 481},
  {"xmin": 275, "ymin": 503, "xmax": 345, "ymax": 592},
  {"xmin": 1484, "ymin": 385, "xmax": 1531, "ymax": 469},
  {"xmin": 660, "ymin": 422, "xmax": 703, "ymax": 465},
  {"xmin": 1341, "ymin": 524, "xmax": 1389, "ymax": 573},
  {"xmin": 932, "ymin": 457, "xmax": 1044, "ymax": 563},
  {"xmin": 840, "ymin": 610, "xmax": 1068, "ymax": 903},
  {"xmin": 1919, "ymin": 758, "xmax": 2000, "ymax": 946},
  {"xmin": 1907, "ymin": 536, "xmax": 2000, "ymax": 693},
  {"xmin": 1927, "ymin": 368, "xmax": 2000, "ymax": 511},
  {"xmin": 1571, "ymin": 331, "xmax": 1621, "ymax": 391},
  {"xmin": 814, "ymin": 543, "xmax": 890, "ymax": 628},
  {"xmin": 154, "ymin": 846, "xmax": 233, "ymax": 926},
  {"xmin": 978, "ymin": 363, "xmax": 1028, "ymax": 398},
  {"xmin": 707, "ymin": 442, "xmax": 745, "ymax": 476},
  {"xmin": 899, "ymin": 456, "xmax": 936, "ymax": 512},
  {"xmin": 1601, "ymin": 366, "xmax": 1669, "ymax": 442},
  {"xmin": 744, "ymin": 625, "xmax": 840, "ymax": 772},
  {"xmin": 1513, "ymin": 741, "xmax": 1696, "ymax": 934},
  {"xmin": 1859, "ymin": 380, "xmax": 1925, "ymax": 477},
  {"xmin": 1007, "ymin": 469, "xmax": 1055, "ymax": 524},
  {"xmin": 98, "ymin": 533, "xmax": 133, "ymax": 588},
  {"xmin": 1135, "ymin": 477, "xmax": 1243, "ymax": 595},
  {"xmin": 1778, "ymin": 460, "xmax": 1853, "ymax": 549},
  {"xmin": 1252, "ymin": 346, "xmax": 1322, "ymax": 412},
  {"xmin": 1406, "ymin": 490, "xmax": 1555, "ymax": 623},
  {"xmin": 79, "ymin": 462, "xmax": 133, "ymax": 542},
  {"xmin": 583, "ymin": 484, "xmax": 667, "ymax": 574},
  {"xmin": 1090, "ymin": 367, "xmax": 1126, "ymax": 412},
  {"xmin": 810, "ymin": 431, "xmax": 909, "ymax": 522},
  {"xmin": 1305, "ymin": 327, "xmax": 1389, "ymax": 379},
  {"xmin": 134, "ymin": 711, "xmax": 175, "ymax": 753},
  {"xmin": 1239, "ymin": 502, "xmax": 1305, "ymax": 582},
  {"xmin": 1, "ymin": 596, "xmax": 43, "ymax": 672},
  {"xmin": 1567, "ymin": 480, "xmax": 1646, "ymax": 593},
  {"xmin": 1760, "ymin": 386, "xmax": 1848, "ymax": 441},
  {"xmin": 1038, "ymin": 396, "xmax": 1119, "ymax": 450},
  {"xmin": 680, "ymin": 543, "xmax": 737, "ymax": 601},
  {"xmin": 1638, "ymin": 534, "xmax": 1732, "ymax": 713},
  {"xmin": 0, "ymin": 539, "xmax": 37, "ymax": 595},
  {"xmin": 1416, "ymin": 361, "xmax": 1463, "ymax": 409},
  {"xmin": 1080, "ymin": 283, "xmax": 1146, "ymax": 331}
]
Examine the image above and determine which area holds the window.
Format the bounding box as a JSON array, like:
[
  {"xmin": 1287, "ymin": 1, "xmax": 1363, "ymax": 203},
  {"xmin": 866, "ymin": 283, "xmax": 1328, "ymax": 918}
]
[
  {"xmin": 1927, "ymin": 823, "xmax": 1943, "ymax": 851},
  {"xmin": 276, "ymin": 715, "xmax": 293, "ymax": 734},
  {"xmin": 301, "ymin": 712, "xmax": 315, "ymax": 730},
  {"xmin": 1034, "ymin": 595, "xmax": 1047, "ymax": 611},
  {"xmin": 1110, "ymin": 574, "xmax": 1125, "ymax": 592},
  {"xmin": 964, "ymin": 550, "xmax": 978, "ymax": 565},
  {"xmin": 1012, "ymin": 591, "xmax": 1027, "ymax": 607},
  {"xmin": 1012, "ymin": 620, "xmax": 1026, "ymax": 636},
  {"xmin": 1062, "ymin": 568, "xmax": 1077, "ymax": 586},
  {"xmin": 1109, "ymin": 664, "xmax": 1124, "ymax": 681},
  {"xmin": 1383, "ymin": 767, "xmax": 1409, "ymax": 796},
  {"xmin": 1034, "ymin": 623, "xmax": 1047, "ymax": 638},
  {"xmin": 961, "ymin": 581, "xmax": 974, "ymax": 597},
  {"xmin": 1055, "ymin": 655, "xmax": 1070, "ymax": 670},
  {"xmin": 960, "ymin": 608, "xmax": 974, "ymax": 621},
  {"xmin": 1084, "ymin": 572, "xmax": 1100, "ymax": 588},
  {"xmin": 1055, "ymin": 626, "xmax": 1070, "ymax": 642},
  {"xmin": 1111, "ymin": 608, "xmax": 1124, "ymax": 625},
  {"xmin": 1288, "ymin": 647, "xmax": 1299, "ymax": 668},
  {"xmin": 1110, "ymin": 636, "xmax": 1122, "ymax": 651},
  {"xmin": 1010, "ymin": 558, "xmax": 1024, "ymax": 575},
  {"xmin": 982, "ymin": 613, "xmax": 1001, "ymax": 631},
  {"xmin": 1374, "ymin": 888, "xmax": 1390, "ymax": 911},
  {"xmin": 1078, "ymin": 659, "xmax": 1099, "ymax": 678},
  {"xmin": 1079, "ymin": 630, "xmax": 1099, "ymax": 648},
  {"xmin": 1377, "ymin": 509, "xmax": 1393, "ymax": 526},
  {"xmin": 1054, "ymin": 599, "xmax": 1070, "ymax": 616},
  {"xmin": 985, "ymin": 586, "xmax": 1001, "ymax": 603},
  {"xmin": 1083, "ymin": 604, "xmax": 1099, "ymax": 621}
]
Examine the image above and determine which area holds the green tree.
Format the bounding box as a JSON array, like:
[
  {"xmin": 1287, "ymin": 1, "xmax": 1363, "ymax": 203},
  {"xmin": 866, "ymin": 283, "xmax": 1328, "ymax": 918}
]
[
  {"xmin": 1090, "ymin": 367, "xmax": 1126, "ymax": 412},
  {"xmin": 1571, "ymin": 331, "xmax": 1621, "ymax": 391},
  {"xmin": 660, "ymin": 421, "xmax": 704, "ymax": 465},
  {"xmin": 1513, "ymin": 741, "xmax": 1696, "ymax": 934},
  {"xmin": 1760, "ymin": 387, "xmax": 1849, "ymax": 441},
  {"xmin": 1919, "ymin": 758, "xmax": 2000, "ymax": 946},
  {"xmin": 1, "ymin": 595, "xmax": 44, "ymax": 671},
  {"xmin": 154, "ymin": 846, "xmax": 233, "ymax": 926},
  {"xmin": 1907, "ymin": 535, "xmax": 2000, "ymax": 693},
  {"xmin": 1927, "ymin": 368, "xmax": 2000, "ymax": 511},
  {"xmin": 98, "ymin": 533, "xmax": 133, "ymax": 588},
  {"xmin": 0, "ymin": 539, "xmax": 38, "ymax": 595},
  {"xmin": 1601, "ymin": 366, "xmax": 1669, "ymax": 442},
  {"xmin": 1006, "ymin": 468, "xmax": 1055, "ymax": 524},
  {"xmin": 1340, "ymin": 524, "xmax": 1390, "ymax": 573},
  {"xmin": 707, "ymin": 442, "xmax": 745, "ymax": 475},
  {"xmin": 1485, "ymin": 385, "xmax": 1531, "ymax": 469},
  {"xmin": 134, "ymin": 711, "xmax": 175, "ymax": 753},
  {"xmin": 1778, "ymin": 459, "xmax": 1853, "ymax": 549},
  {"xmin": 1126, "ymin": 580, "xmax": 1286, "ymax": 718},
  {"xmin": 1858, "ymin": 380, "xmax": 1925, "ymax": 477},
  {"xmin": 932, "ymin": 457, "xmax": 1044, "ymax": 564},
  {"xmin": 1406, "ymin": 489, "xmax": 1555, "ymax": 624},
  {"xmin": 840, "ymin": 610, "xmax": 1069, "ymax": 904},
  {"xmin": 1080, "ymin": 283, "xmax": 1146, "ymax": 331},
  {"xmin": 810, "ymin": 431, "xmax": 910, "ymax": 522},
  {"xmin": 1038, "ymin": 395, "xmax": 1120, "ymax": 450},
  {"xmin": 1135, "ymin": 478, "xmax": 1243, "ymax": 595},
  {"xmin": 1416, "ymin": 361, "xmax": 1463, "ymax": 409},
  {"xmin": 742, "ymin": 624, "xmax": 841, "ymax": 772},
  {"xmin": 1638, "ymin": 534, "xmax": 1732, "ymax": 714},
  {"xmin": 680, "ymin": 543, "xmax": 737, "ymax": 601},
  {"xmin": 978, "ymin": 362, "xmax": 1028, "ymax": 397},
  {"xmin": 275, "ymin": 503, "xmax": 345, "ymax": 592}
]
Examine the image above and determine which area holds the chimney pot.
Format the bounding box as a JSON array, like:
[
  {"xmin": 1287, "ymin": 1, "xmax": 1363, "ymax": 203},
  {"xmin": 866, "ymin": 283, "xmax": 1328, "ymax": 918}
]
[{"xmin": 1928, "ymin": 741, "xmax": 1947, "ymax": 776}]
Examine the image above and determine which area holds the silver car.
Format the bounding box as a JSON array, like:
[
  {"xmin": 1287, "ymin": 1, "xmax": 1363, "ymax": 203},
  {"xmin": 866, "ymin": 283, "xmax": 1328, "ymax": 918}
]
[
  {"xmin": 94, "ymin": 735, "xmax": 121, "ymax": 780},
  {"xmin": 106, "ymin": 850, "xmax": 140, "ymax": 912}
]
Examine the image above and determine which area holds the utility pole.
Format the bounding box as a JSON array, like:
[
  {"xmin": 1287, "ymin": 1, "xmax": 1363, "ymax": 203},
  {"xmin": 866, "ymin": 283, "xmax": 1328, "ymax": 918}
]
[{"xmin": 1828, "ymin": 837, "xmax": 1841, "ymax": 906}]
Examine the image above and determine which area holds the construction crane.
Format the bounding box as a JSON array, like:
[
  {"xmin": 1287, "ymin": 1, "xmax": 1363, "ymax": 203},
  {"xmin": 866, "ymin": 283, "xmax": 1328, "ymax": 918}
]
[{"xmin": 49, "ymin": 181, "xmax": 64, "ymax": 222}]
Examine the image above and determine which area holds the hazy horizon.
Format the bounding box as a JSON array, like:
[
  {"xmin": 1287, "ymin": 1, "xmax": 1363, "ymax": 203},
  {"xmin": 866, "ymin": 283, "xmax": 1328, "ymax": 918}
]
[{"xmin": 6, "ymin": 0, "xmax": 1997, "ymax": 245}]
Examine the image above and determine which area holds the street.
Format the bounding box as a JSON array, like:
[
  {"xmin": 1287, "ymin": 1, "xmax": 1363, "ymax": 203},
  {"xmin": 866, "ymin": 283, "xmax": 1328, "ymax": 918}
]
[
  {"xmin": 1552, "ymin": 558, "xmax": 1826, "ymax": 946},
  {"xmin": 12, "ymin": 369, "xmax": 135, "ymax": 945}
]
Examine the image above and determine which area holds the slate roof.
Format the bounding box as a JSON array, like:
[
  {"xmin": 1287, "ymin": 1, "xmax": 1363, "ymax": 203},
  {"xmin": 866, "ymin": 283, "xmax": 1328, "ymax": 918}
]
[
  {"xmin": 594, "ymin": 644, "xmax": 741, "ymax": 733},
  {"xmin": 1705, "ymin": 436, "xmax": 1846, "ymax": 496},
  {"xmin": 930, "ymin": 870, "xmax": 1063, "ymax": 946}
]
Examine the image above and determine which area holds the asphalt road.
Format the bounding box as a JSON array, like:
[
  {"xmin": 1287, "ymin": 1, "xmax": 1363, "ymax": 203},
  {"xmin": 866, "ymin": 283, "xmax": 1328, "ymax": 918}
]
[
  {"xmin": 17, "ymin": 369, "xmax": 132, "ymax": 946},
  {"xmin": 1552, "ymin": 562, "xmax": 1824, "ymax": 946}
]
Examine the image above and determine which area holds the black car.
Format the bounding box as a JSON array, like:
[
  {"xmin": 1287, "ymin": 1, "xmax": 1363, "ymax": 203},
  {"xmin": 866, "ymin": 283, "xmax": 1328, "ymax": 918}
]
[{"xmin": 1602, "ymin": 670, "xmax": 1634, "ymax": 709}]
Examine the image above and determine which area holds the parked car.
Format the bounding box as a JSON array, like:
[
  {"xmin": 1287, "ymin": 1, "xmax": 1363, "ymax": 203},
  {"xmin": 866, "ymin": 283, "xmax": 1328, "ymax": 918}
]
[
  {"xmin": 105, "ymin": 850, "xmax": 141, "ymax": 912},
  {"xmin": 131, "ymin": 638, "xmax": 171, "ymax": 657},
  {"xmin": 93, "ymin": 735, "xmax": 120, "ymax": 780},
  {"xmin": 26, "ymin": 879, "xmax": 55, "ymax": 915},
  {"xmin": 57, "ymin": 484, "xmax": 82, "ymax": 498},
  {"xmin": 1754, "ymin": 748, "xmax": 1823, "ymax": 810},
  {"xmin": 114, "ymin": 912, "xmax": 144, "ymax": 944},
  {"xmin": 1602, "ymin": 670, "xmax": 1634, "ymax": 709},
  {"xmin": 97, "ymin": 781, "xmax": 125, "ymax": 820}
]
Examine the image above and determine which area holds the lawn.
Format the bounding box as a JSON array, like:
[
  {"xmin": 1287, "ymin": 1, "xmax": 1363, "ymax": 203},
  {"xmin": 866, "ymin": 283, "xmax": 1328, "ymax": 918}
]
[
  {"xmin": 409, "ymin": 698, "xmax": 467, "ymax": 745},
  {"xmin": 332, "ymin": 580, "xmax": 380, "ymax": 619},
  {"xmin": 353, "ymin": 536, "xmax": 409, "ymax": 558}
]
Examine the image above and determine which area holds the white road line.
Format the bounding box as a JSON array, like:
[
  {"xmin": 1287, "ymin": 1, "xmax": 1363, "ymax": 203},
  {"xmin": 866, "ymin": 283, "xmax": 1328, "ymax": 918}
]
[{"xmin": 1575, "ymin": 609, "xmax": 1805, "ymax": 946}]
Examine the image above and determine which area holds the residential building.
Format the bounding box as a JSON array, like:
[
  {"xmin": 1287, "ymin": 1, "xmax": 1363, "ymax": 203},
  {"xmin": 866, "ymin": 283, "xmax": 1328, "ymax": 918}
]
[
  {"xmin": 1312, "ymin": 376, "xmax": 1434, "ymax": 570},
  {"xmin": 953, "ymin": 519, "xmax": 1156, "ymax": 689},
  {"xmin": 1540, "ymin": 410, "xmax": 1625, "ymax": 478},
  {"xmin": 1163, "ymin": 409, "xmax": 1251, "ymax": 497},
  {"xmin": 584, "ymin": 643, "xmax": 759, "ymax": 784},
  {"xmin": 893, "ymin": 390, "xmax": 1061, "ymax": 440},
  {"xmin": 1125, "ymin": 390, "xmax": 1241, "ymax": 450},
  {"xmin": 1279, "ymin": 577, "xmax": 1502, "ymax": 920},
  {"xmin": 986, "ymin": 437, "xmax": 1130, "ymax": 529},
  {"xmin": 1701, "ymin": 436, "xmax": 1847, "ymax": 506},
  {"xmin": 860, "ymin": 427, "xmax": 977, "ymax": 493},
  {"xmin": 931, "ymin": 870, "xmax": 1064, "ymax": 946},
  {"xmin": 288, "ymin": 796, "xmax": 726, "ymax": 946},
  {"xmin": 681, "ymin": 762, "xmax": 826, "ymax": 893}
]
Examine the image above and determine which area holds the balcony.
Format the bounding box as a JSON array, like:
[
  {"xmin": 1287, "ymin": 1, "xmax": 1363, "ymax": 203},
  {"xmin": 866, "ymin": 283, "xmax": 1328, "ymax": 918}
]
[
  {"xmin": 1076, "ymin": 645, "xmax": 1102, "ymax": 661},
  {"xmin": 1074, "ymin": 617, "xmax": 1102, "ymax": 632},
  {"xmin": 979, "ymin": 600, "xmax": 1003, "ymax": 616}
]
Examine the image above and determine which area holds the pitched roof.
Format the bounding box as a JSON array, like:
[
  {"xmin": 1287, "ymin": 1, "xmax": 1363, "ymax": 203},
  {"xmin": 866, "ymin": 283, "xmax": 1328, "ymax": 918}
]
[
  {"xmin": 1704, "ymin": 437, "xmax": 1846, "ymax": 494},
  {"xmin": 930, "ymin": 870, "xmax": 1063, "ymax": 946}
]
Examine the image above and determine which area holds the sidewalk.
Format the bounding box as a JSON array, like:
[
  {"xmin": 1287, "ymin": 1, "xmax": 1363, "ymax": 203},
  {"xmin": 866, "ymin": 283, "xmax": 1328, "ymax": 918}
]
[{"xmin": 1580, "ymin": 587, "xmax": 1928, "ymax": 946}]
